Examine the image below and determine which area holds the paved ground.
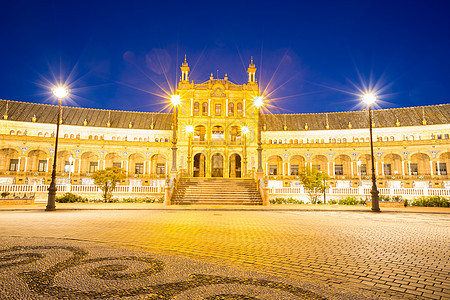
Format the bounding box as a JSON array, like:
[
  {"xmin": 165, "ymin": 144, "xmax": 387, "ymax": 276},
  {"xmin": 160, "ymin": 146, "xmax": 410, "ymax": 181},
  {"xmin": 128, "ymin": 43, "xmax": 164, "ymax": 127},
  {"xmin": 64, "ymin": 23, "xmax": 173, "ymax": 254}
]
[{"xmin": 0, "ymin": 205, "xmax": 449, "ymax": 299}]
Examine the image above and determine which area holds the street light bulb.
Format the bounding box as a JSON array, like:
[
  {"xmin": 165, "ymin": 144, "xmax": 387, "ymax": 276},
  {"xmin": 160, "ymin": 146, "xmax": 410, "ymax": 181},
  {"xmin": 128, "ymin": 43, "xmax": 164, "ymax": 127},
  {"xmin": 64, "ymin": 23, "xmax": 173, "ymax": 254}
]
[
  {"xmin": 357, "ymin": 160, "xmax": 362, "ymax": 166},
  {"xmin": 68, "ymin": 155, "xmax": 74, "ymax": 164},
  {"xmin": 361, "ymin": 91, "xmax": 377, "ymax": 105},
  {"xmin": 253, "ymin": 96, "xmax": 264, "ymax": 108},
  {"xmin": 241, "ymin": 126, "xmax": 250, "ymax": 135},
  {"xmin": 52, "ymin": 83, "xmax": 70, "ymax": 99},
  {"xmin": 171, "ymin": 95, "xmax": 181, "ymax": 106},
  {"xmin": 186, "ymin": 125, "xmax": 194, "ymax": 134}
]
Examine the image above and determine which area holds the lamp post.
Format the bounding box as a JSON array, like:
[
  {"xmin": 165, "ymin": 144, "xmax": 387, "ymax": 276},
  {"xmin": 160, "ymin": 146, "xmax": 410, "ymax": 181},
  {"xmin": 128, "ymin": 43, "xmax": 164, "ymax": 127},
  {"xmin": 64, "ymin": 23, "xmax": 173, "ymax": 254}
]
[
  {"xmin": 46, "ymin": 83, "xmax": 69, "ymax": 211},
  {"xmin": 68, "ymin": 155, "xmax": 74, "ymax": 185},
  {"xmin": 241, "ymin": 125, "xmax": 250, "ymax": 177},
  {"xmin": 357, "ymin": 160, "xmax": 362, "ymax": 186},
  {"xmin": 186, "ymin": 125, "xmax": 194, "ymax": 177},
  {"xmin": 254, "ymin": 96, "xmax": 264, "ymax": 176},
  {"xmin": 170, "ymin": 95, "xmax": 181, "ymax": 173},
  {"xmin": 361, "ymin": 90, "xmax": 380, "ymax": 212}
]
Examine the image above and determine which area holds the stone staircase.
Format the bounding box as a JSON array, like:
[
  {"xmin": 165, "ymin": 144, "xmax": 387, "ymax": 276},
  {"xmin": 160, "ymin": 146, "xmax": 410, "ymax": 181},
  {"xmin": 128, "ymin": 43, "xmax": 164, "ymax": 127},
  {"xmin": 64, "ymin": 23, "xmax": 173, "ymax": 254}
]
[{"xmin": 171, "ymin": 178, "xmax": 263, "ymax": 205}]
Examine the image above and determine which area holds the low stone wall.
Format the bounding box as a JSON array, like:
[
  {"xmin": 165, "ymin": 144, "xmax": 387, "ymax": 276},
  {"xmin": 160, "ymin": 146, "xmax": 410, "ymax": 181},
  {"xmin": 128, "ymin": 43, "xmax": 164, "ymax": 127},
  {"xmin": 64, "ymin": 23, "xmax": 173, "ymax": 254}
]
[
  {"xmin": 0, "ymin": 198, "xmax": 34, "ymax": 205},
  {"xmin": 366, "ymin": 201, "xmax": 404, "ymax": 208}
]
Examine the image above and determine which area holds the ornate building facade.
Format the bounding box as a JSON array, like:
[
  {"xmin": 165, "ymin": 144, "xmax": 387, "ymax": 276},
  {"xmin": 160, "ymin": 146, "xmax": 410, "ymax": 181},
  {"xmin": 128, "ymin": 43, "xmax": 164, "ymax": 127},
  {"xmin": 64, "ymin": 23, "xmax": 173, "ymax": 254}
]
[{"xmin": 0, "ymin": 59, "xmax": 449, "ymax": 197}]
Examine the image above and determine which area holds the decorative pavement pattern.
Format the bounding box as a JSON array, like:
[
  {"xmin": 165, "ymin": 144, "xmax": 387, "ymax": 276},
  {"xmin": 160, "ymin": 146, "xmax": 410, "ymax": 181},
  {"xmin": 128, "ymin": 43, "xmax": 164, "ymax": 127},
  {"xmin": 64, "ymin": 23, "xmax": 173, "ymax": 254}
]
[{"xmin": 0, "ymin": 208, "xmax": 449, "ymax": 299}]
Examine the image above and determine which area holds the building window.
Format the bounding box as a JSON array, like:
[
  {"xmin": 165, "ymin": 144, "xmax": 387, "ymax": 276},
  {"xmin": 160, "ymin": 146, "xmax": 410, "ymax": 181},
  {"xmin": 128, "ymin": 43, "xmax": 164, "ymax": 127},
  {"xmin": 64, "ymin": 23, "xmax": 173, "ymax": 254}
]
[
  {"xmin": 436, "ymin": 163, "xmax": 447, "ymax": 175},
  {"xmin": 135, "ymin": 163, "xmax": 144, "ymax": 174},
  {"xmin": 445, "ymin": 134, "xmax": 449, "ymax": 139},
  {"xmin": 113, "ymin": 162, "xmax": 121, "ymax": 168},
  {"xmin": 437, "ymin": 134, "xmax": 442, "ymax": 139},
  {"xmin": 237, "ymin": 102, "xmax": 243, "ymax": 115},
  {"xmin": 156, "ymin": 163, "xmax": 165, "ymax": 175},
  {"xmin": 335, "ymin": 164, "xmax": 343, "ymax": 175},
  {"xmin": 89, "ymin": 162, "xmax": 98, "ymax": 173},
  {"xmin": 9, "ymin": 159, "xmax": 19, "ymax": 171},
  {"xmin": 360, "ymin": 164, "xmax": 367, "ymax": 175},
  {"xmin": 290, "ymin": 165, "xmax": 299, "ymax": 175},
  {"xmin": 228, "ymin": 103, "xmax": 234, "ymax": 115},
  {"xmin": 409, "ymin": 163, "xmax": 418, "ymax": 175},
  {"xmin": 38, "ymin": 160, "xmax": 47, "ymax": 172},
  {"xmin": 194, "ymin": 102, "xmax": 199, "ymax": 116},
  {"xmin": 64, "ymin": 161, "xmax": 74, "ymax": 173},
  {"xmin": 269, "ymin": 165, "xmax": 278, "ymax": 175},
  {"xmin": 202, "ymin": 102, "xmax": 208, "ymax": 116},
  {"xmin": 384, "ymin": 164, "xmax": 391, "ymax": 175},
  {"xmin": 215, "ymin": 104, "xmax": 221, "ymax": 116}
]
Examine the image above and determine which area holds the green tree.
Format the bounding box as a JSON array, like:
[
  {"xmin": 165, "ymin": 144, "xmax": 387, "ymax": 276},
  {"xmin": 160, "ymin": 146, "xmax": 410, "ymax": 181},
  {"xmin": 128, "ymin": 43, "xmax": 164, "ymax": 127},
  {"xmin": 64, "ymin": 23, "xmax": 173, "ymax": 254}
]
[
  {"xmin": 91, "ymin": 167, "xmax": 126, "ymax": 202},
  {"xmin": 299, "ymin": 168, "xmax": 329, "ymax": 204}
]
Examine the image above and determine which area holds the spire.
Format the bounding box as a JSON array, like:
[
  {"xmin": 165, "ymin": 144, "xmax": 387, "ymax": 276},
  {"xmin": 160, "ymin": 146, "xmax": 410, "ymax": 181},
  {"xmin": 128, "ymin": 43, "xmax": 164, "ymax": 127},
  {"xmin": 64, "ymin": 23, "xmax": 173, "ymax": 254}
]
[
  {"xmin": 247, "ymin": 56, "xmax": 257, "ymax": 83},
  {"xmin": 180, "ymin": 54, "xmax": 190, "ymax": 82}
]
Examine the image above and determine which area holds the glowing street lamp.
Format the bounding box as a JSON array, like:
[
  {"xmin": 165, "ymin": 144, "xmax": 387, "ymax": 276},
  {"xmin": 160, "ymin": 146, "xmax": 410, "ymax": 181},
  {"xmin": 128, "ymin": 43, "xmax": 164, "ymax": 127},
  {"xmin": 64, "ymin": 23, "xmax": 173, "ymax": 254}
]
[
  {"xmin": 170, "ymin": 95, "xmax": 181, "ymax": 173},
  {"xmin": 46, "ymin": 83, "xmax": 70, "ymax": 211},
  {"xmin": 241, "ymin": 125, "xmax": 250, "ymax": 177},
  {"xmin": 186, "ymin": 125, "xmax": 194, "ymax": 177},
  {"xmin": 357, "ymin": 159, "xmax": 362, "ymax": 186},
  {"xmin": 361, "ymin": 90, "xmax": 380, "ymax": 212},
  {"xmin": 253, "ymin": 96, "xmax": 264, "ymax": 175}
]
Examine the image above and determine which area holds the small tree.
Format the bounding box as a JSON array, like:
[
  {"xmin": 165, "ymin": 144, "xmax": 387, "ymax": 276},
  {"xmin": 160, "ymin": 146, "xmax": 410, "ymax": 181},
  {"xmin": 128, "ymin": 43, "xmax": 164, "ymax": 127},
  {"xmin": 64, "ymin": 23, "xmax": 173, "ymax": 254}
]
[
  {"xmin": 299, "ymin": 167, "xmax": 329, "ymax": 204},
  {"xmin": 91, "ymin": 167, "xmax": 126, "ymax": 202}
]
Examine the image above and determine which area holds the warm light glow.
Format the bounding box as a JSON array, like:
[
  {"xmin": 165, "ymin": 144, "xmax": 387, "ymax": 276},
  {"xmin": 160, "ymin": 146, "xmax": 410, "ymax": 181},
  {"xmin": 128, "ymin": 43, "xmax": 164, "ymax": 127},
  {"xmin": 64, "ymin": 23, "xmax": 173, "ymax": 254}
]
[
  {"xmin": 361, "ymin": 90, "xmax": 377, "ymax": 105},
  {"xmin": 171, "ymin": 95, "xmax": 181, "ymax": 106},
  {"xmin": 68, "ymin": 155, "xmax": 74, "ymax": 164},
  {"xmin": 241, "ymin": 126, "xmax": 250, "ymax": 135},
  {"xmin": 253, "ymin": 96, "xmax": 264, "ymax": 108},
  {"xmin": 186, "ymin": 125, "xmax": 194, "ymax": 134},
  {"xmin": 52, "ymin": 83, "xmax": 70, "ymax": 99},
  {"xmin": 357, "ymin": 160, "xmax": 362, "ymax": 166}
]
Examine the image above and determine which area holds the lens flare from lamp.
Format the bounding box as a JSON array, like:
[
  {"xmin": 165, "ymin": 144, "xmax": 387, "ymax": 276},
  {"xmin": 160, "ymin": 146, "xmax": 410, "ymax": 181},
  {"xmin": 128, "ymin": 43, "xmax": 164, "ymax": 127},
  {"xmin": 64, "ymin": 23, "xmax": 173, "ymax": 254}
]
[
  {"xmin": 186, "ymin": 125, "xmax": 194, "ymax": 134},
  {"xmin": 253, "ymin": 96, "xmax": 264, "ymax": 108},
  {"xmin": 171, "ymin": 95, "xmax": 181, "ymax": 106},
  {"xmin": 52, "ymin": 83, "xmax": 70, "ymax": 99},
  {"xmin": 361, "ymin": 91, "xmax": 377, "ymax": 105},
  {"xmin": 241, "ymin": 126, "xmax": 250, "ymax": 135}
]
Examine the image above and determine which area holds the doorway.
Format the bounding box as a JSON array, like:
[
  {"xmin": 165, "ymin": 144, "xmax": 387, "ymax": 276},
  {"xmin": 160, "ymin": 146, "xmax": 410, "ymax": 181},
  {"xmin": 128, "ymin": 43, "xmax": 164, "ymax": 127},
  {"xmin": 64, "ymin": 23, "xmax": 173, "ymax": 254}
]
[
  {"xmin": 193, "ymin": 153, "xmax": 206, "ymax": 177},
  {"xmin": 229, "ymin": 154, "xmax": 241, "ymax": 178},
  {"xmin": 211, "ymin": 153, "xmax": 224, "ymax": 177}
]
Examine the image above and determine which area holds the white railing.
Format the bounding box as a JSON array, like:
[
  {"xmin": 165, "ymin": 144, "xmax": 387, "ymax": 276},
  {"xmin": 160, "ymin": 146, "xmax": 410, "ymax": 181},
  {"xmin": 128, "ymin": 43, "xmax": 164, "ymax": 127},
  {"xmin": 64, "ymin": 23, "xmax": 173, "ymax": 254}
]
[
  {"xmin": 269, "ymin": 186, "xmax": 450, "ymax": 198},
  {"xmin": 0, "ymin": 184, "xmax": 164, "ymax": 195}
]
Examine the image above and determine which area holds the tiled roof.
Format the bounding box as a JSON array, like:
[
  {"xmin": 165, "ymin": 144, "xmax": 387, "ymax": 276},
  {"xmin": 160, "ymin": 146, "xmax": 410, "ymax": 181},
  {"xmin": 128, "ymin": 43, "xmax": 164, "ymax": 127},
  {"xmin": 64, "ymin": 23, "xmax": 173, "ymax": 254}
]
[
  {"xmin": 260, "ymin": 104, "xmax": 450, "ymax": 131},
  {"xmin": 1, "ymin": 99, "xmax": 448, "ymax": 131},
  {"xmin": 0, "ymin": 99, "xmax": 173, "ymax": 130}
]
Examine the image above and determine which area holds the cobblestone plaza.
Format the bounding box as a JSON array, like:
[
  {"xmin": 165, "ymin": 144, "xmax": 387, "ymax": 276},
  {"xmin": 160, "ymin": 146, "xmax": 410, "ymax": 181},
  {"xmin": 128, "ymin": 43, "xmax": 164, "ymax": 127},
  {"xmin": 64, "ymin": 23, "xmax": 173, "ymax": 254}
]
[{"xmin": 0, "ymin": 207, "xmax": 449, "ymax": 299}]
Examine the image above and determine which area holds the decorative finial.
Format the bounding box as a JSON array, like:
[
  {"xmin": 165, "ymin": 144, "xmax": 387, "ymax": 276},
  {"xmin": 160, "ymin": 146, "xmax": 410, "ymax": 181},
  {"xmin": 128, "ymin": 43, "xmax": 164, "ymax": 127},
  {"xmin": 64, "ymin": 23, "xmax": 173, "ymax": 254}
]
[
  {"xmin": 325, "ymin": 113, "xmax": 329, "ymax": 129},
  {"xmin": 107, "ymin": 111, "xmax": 111, "ymax": 127},
  {"xmin": 283, "ymin": 124, "xmax": 287, "ymax": 131},
  {"xmin": 32, "ymin": 114, "xmax": 36, "ymax": 122},
  {"xmin": 263, "ymin": 124, "xmax": 267, "ymax": 131},
  {"xmin": 304, "ymin": 123, "xmax": 308, "ymax": 130},
  {"xmin": 396, "ymin": 119, "xmax": 400, "ymax": 127},
  {"xmin": 83, "ymin": 119, "xmax": 87, "ymax": 126},
  {"xmin": 251, "ymin": 56, "xmax": 253, "ymax": 64},
  {"xmin": 129, "ymin": 121, "xmax": 133, "ymax": 128},
  {"xmin": 184, "ymin": 54, "xmax": 187, "ymax": 63},
  {"xmin": 348, "ymin": 122, "xmax": 352, "ymax": 129}
]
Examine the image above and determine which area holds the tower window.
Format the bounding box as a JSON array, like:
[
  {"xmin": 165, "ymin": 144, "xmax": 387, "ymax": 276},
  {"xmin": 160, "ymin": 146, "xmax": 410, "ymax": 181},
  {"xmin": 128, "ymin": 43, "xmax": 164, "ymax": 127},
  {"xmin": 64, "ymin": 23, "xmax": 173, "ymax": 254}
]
[
  {"xmin": 215, "ymin": 104, "xmax": 221, "ymax": 116},
  {"xmin": 194, "ymin": 102, "xmax": 199, "ymax": 116}
]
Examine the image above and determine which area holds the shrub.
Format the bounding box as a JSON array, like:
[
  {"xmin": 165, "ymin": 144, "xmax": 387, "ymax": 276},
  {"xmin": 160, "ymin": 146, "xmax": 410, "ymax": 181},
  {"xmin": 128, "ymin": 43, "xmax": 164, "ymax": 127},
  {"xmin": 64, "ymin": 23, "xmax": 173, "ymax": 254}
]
[
  {"xmin": 379, "ymin": 195, "xmax": 404, "ymax": 202},
  {"xmin": 338, "ymin": 196, "xmax": 365, "ymax": 205},
  {"xmin": 122, "ymin": 197, "xmax": 164, "ymax": 203},
  {"xmin": 56, "ymin": 193, "xmax": 88, "ymax": 203},
  {"xmin": 1, "ymin": 191, "xmax": 10, "ymax": 198},
  {"xmin": 409, "ymin": 196, "xmax": 449, "ymax": 207},
  {"xmin": 270, "ymin": 197, "xmax": 304, "ymax": 204}
]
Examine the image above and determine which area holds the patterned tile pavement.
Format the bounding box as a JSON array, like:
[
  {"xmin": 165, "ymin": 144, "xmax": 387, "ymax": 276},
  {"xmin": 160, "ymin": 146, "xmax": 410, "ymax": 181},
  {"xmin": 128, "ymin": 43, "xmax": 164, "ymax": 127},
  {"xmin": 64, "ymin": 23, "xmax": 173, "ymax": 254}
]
[{"xmin": 0, "ymin": 207, "xmax": 449, "ymax": 299}]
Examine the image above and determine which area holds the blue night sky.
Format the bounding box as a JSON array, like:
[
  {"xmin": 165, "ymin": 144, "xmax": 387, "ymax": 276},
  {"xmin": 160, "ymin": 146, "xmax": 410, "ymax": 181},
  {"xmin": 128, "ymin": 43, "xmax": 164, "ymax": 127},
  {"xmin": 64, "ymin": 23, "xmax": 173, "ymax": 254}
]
[{"xmin": 1, "ymin": 0, "xmax": 449, "ymax": 114}]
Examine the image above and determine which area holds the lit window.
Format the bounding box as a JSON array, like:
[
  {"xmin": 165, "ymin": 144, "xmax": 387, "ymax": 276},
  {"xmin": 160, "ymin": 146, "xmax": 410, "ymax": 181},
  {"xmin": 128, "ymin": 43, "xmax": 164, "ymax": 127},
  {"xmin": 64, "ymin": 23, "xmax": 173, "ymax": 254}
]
[
  {"xmin": 215, "ymin": 104, "xmax": 221, "ymax": 116},
  {"xmin": 135, "ymin": 163, "xmax": 144, "ymax": 174},
  {"xmin": 228, "ymin": 103, "xmax": 234, "ymax": 115},
  {"xmin": 38, "ymin": 160, "xmax": 47, "ymax": 172},
  {"xmin": 9, "ymin": 159, "xmax": 19, "ymax": 171},
  {"xmin": 89, "ymin": 162, "xmax": 98, "ymax": 173}
]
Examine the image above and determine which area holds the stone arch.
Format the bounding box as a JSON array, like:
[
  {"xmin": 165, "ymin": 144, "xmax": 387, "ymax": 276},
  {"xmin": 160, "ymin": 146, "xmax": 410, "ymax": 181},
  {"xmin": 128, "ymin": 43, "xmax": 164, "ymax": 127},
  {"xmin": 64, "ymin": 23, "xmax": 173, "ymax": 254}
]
[
  {"xmin": 356, "ymin": 154, "xmax": 373, "ymax": 176},
  {"xmin": 194, "ymin": 125, "xmax": 206, "ymax": 142},
  {"xmin": 409, "ymin": 152, "xmax": 431, "ymax": 175},
  {"xmin": 211, "ymin": 152, "xmax": 224, "ymax": 177},
  {"xmin": 80, "ymin": 151, "xmax": 99, "ymax": 174},
  {"xmin": 383, "ymin": 153, "xmax": 402, "ymax": 176},
  {"xmin": 193, "ymin": 152, "xmax": 206, "ymax": 177},
  {"xmin": 289, "ymin": 155, "xmax": 306, "ymax": 175},
  {"xmin": 334, "ymin": 154, "xmax": 351, "ymax": 176},
  {"xmin": 311, "ymin": 154, "xmax": 328, "ymax": 173},
  {"xmin": 56, "ymin": 150, "xmax": 74, "ymax": 173},
  {"xmin": 437, "ymin": 152, "xmax": 449, "ymax": 175},
  {"xmin": 0, "ymin": 148, "xmax": 20, "ymax": 172},
  {"xmin": 27, "ymin": 149, "xmax": 49, "ymax": 172},
  {"xmin": 228, "ymin": 102, "xmax": 234, "ymax": 116},
  {"xmin": 105, "ymin": 152, "xmax": 122, "ymax": 169},
  {"xmin": 229, "ymin": 153, "xmax": 241, "ymax": 178},
  {"xmin": 193, "ymin": 101, "xmax": 200, "ymax": 116},
  {"xmin": 236, "ymin": 102, "xmax": 243, "ymax": 116},
  {"xmin": 150, "ymin": 154, "xmax": 166, "ymax": 177},
  {"xmin": 267, "ymin": 155, "xmax": 283, "ymax": 176},
  {"xmin": 129, "ymin": 153, "xmax": 145, "ymax": 174}
]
